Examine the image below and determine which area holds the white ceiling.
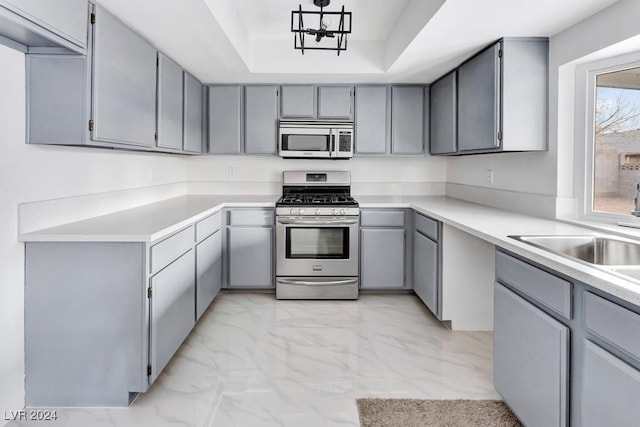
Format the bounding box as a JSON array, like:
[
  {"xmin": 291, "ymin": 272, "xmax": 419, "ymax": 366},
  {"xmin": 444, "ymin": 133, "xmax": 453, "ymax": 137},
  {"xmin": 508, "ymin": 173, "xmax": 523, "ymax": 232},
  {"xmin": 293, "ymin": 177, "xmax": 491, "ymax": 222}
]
[{"xmin": 95, "ymin": 0, "xmax": 620, "ymax": 84}]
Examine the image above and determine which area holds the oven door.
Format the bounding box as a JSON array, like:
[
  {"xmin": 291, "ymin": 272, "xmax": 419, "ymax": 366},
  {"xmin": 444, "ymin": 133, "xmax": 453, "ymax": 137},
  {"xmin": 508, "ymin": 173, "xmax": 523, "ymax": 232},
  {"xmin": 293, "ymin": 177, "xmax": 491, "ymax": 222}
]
[
  {"xmin": 279, "ymin": 128, "xmax": 333, "ymax": 158},
  {"xmin": 276, "ymin": 216, "xmax": 359, "ymax": 277}
]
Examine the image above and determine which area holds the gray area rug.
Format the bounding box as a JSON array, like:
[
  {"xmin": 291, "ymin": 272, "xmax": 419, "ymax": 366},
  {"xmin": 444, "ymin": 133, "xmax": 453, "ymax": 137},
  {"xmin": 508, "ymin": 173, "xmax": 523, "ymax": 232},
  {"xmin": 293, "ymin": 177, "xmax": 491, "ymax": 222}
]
[{"xmin": 357, "ymin": 399, "xmax": 522, "ymax": 427}]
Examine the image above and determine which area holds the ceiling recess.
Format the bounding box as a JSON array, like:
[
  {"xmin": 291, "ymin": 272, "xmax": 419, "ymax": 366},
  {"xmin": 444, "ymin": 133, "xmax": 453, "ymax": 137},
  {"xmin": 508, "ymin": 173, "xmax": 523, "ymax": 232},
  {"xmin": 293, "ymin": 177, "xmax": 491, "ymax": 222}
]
[{"xmin": 291, "ymin": 0, "xmax": 352, "ymax": 55}]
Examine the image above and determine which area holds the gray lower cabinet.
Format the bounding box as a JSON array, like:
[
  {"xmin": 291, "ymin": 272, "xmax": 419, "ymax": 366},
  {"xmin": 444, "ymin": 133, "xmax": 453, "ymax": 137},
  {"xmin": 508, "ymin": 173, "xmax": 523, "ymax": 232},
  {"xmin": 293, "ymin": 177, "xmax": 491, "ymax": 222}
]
[
  {"xmin": 391, "ymin": 85, "xmax": 425, "ymax": 154},
  {"xmin": 413, "ymin": 231, "xmax": 438, "ymax": 315},
  {"xmin": 149, "ymin": 249, "xmax": 196, "ymax": 383},
  {"xmin": 280, "ymin": 85, "xmax": 316, "ymax": 119},
  {"xmin": 429, "ymin": 70, "xmax": 457, "ymax": 155},
  {"xmin": 360, "ymin": 228, "xmax": 405, "ymax": 289},
  {"xmin": 225, "ymin": 208, "xmax": 274, "ymax": 288},
  {"xmin": 360, "ymin": 209, "xmax": 406, "ymax": 289},
  {"xmin": 244, "ymin": 85, "xmax": 278, "ymax": 154},
  {"xmin": 318, "ymin": 85, "xmax": 353, "ymax": 120},
  {"xmin": 196, "ymin": 229, "xmax": 222, "ymax": 319},
  {"xmin": 0, "ymin": 0, "xmax": 88, "ymax": 52},
  {"xmin": 354, "ymin": 85, "xmax": 389, "ymax": 154},
  {"xmin": 581, "ymin": 340, "xmax": 640, "ymax": 427},
  {"xmin": 157, "ymin": 52, "xmax": 183, "ymax": 151},
  {"xmin": 208, "ymin": 85, "xmax": 243, "ymax": 154},
  {"xmin": 183, "ymin": 72, "xmax": 203, "ymax": 154},
  {"xmin": 494, "ymin": 282, "xmax": 569, "ymax": 427}
]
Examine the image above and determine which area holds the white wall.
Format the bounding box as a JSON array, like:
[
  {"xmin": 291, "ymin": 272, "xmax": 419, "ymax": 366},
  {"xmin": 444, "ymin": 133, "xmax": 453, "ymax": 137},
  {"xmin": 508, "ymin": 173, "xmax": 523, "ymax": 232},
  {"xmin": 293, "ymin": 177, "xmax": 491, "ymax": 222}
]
[
  {"xmin": 0, "ymin": 45, "xmax": 187, "ymax": 418},
  {"xmin": 187, "ymin": 155, "xmax": 447, "ymax": 196},
  {"xmin": 445, "ymin": 0, "xmax": 640, "ymax": 218}
]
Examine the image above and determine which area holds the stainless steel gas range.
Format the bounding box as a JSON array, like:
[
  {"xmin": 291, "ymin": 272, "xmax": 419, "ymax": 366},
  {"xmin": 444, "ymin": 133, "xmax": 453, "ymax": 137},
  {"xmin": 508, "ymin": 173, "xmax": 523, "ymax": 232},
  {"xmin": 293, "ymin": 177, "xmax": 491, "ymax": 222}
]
[{"xmin": 275, "ymin": 171, "xmax": 359, "ymax": 300}]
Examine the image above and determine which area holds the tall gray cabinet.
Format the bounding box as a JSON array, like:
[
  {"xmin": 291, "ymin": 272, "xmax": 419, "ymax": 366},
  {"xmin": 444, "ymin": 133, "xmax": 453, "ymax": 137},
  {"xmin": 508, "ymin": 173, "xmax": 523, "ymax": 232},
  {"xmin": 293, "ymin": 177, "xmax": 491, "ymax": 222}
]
[
  {"xmin": 245, "ymin": 85, "xmax": 279, "ymax": 154},
  {"xmin": 391, "ymin": 86, "xmax": 426, "ymax": 154},
  {"xmin": 208, "ymin": 85, "xmax": 243, "ymax": 154},
  {"xmin": 354, "ymin": 85, "xmax": 389, "ymax": 154},
  {"xmin": 413, "ymin": 212, "xmax": 441, "ymax": 318}
]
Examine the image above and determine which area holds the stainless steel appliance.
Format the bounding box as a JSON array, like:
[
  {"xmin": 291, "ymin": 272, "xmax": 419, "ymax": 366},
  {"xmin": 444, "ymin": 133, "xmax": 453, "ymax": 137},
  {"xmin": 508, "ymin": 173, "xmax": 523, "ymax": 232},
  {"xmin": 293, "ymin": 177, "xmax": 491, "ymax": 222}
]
[
  {"xmin": 276, "ymin": 171, "xmax": 359, "ymax": 299},
  {"xmin": 278, "ymin": 121, "xmax": 354, "ymax": 159}
]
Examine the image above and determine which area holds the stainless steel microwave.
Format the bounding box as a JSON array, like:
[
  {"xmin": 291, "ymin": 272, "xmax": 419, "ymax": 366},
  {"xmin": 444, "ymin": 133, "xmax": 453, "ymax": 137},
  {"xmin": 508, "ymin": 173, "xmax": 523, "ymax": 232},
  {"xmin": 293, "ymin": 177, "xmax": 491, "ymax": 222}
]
[{"xmin": 278, "ymin": 121, "xmax": 354, "ymax": 159}]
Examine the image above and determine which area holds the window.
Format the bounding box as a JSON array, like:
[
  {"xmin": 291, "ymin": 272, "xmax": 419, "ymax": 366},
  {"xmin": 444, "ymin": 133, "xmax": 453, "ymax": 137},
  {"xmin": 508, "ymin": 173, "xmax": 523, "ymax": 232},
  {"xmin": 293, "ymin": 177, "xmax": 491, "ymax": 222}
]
[{"xmin": 592, "ymin": 67, "xmax": 640, "ymax": 216}]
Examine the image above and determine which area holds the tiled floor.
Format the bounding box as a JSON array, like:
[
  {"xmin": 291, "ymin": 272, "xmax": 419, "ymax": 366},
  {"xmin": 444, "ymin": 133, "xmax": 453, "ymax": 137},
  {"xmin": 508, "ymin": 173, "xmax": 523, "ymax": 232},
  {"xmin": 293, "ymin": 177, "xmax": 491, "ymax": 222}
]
[{"xmin": 10, "ymin": 292, "xmax": 499, "ymax": 427}]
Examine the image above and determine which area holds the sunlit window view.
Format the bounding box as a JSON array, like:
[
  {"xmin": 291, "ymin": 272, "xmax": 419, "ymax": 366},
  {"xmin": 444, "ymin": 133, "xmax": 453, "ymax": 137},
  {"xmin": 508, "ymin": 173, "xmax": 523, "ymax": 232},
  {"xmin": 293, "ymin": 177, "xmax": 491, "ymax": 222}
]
[{"xmin": 594, "ymin": 68, "xmax": 640, "ymax": 215}]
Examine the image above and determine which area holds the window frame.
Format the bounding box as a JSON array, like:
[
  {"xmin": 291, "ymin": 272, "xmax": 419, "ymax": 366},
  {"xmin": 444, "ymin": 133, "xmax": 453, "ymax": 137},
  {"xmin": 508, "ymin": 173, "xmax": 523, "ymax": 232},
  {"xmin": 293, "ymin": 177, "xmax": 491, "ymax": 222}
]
[{"xmin": 578, "ymin": 51, "xmax": 640, "ymax": 225}]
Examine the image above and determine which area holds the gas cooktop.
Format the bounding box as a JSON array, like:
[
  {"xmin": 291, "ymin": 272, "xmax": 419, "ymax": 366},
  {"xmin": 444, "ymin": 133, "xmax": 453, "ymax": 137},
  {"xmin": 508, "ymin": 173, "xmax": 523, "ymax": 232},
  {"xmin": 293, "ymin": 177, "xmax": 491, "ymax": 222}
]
[{"xmin": 276, "ymin": 193, "xmax": 358, "ymax": 207}]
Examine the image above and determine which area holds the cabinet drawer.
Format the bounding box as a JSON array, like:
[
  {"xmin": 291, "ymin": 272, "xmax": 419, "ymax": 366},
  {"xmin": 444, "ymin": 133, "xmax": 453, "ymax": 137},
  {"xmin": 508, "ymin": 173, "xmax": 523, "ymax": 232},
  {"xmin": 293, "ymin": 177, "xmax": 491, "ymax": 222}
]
[
  {"xmin": 585, "ymin": 292, "xmax": 640, "ymax": 361},
  {"xmin": 228, "ymin": 209, "xmax": 274, "ymax": 226},
  {"xmin": 150, "ymin": 226, "xmax": 194, "ymax": 274},
  {"xmin": 360, "ymin": 210, "xmax": 405, "ymax": 227},
  {"xmin": 496, "ymin": 251, "xmax": 571, "ymax": 320},
  {"xmin": 414, "ymin": 212, "xmax": 438, "ymax": 241},
  {"xmin": 196, "ymin": 212, "xmax": 221, "ymax": 242}
]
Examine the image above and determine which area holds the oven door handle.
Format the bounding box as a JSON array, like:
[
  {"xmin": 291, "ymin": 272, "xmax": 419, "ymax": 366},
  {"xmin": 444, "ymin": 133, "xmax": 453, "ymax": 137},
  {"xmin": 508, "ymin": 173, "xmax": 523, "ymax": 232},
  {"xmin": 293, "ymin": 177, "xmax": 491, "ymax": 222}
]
[
  {"xmin": 277, "ymin": 218, "xmax": 359, "ymax": 226},
  {"xmin": 277, "ymin": 278, "xmax": 358, "ymax": 287}
]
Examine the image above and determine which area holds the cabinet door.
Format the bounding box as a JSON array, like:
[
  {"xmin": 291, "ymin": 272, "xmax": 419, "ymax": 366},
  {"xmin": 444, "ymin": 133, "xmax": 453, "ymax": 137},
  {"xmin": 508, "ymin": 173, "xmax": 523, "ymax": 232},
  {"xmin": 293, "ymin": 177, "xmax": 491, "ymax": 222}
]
[
  {"xmin": 391, "ymin": 86, "xmax": 424, "ymax": 154},
  {"xmin": 245, "ymin": 85, "xmax": 278, "ymax": 154},
  {"xmin": 494, "ymin": 283, "xmax": 568, "ymax": 427},
  {"xmin": 156, "ymin": 53, "xmax": 183, "ymax": 151},
  {"xmin": 183, "ymin": 72, "xmax": 203, "ymax": 153},
  {"xmin": 430, "ymin": 70, "xmax": 457, "ymax": 154},
  {"xmin": 196, "ymin": 230, "xmax": 222, "ymax": 320},
  {"xmin": 457, "ymin": 42, "xmax": 501, "ymax": 151},
  {"xmin": 150, "ymin": 249, "xmax": 195, "ymax": 383},
  {"xmin": 280, "ymin": 85, "xmax": 315, "ymax": 118},
  {"xmin": 2, "ymin": 0, "xmax": 88, "ymax": 48},
  {"xmin": 318, "ymin": 86, "xmax": 353, "ymax": 120},
  {"xmin": 355, "ymin": 86, "xmax": 388, "ymax": 154},
  {"xmin": 228, "ymin": 227, "xmax": 273, "ymax": 288},
  {"xmin": 360, "ymin": 228, "xmax": 405, "ymax": 289},
  {"xmin": 91, "ymin": 5, "xmax": 157, "ymax": 147},
  {"xmin": 581, "ymin": 340, "xmax": 640, "ymax": 427},
  {"xmin": 413, "ymin": 231, "xmax": 438, "ymax": 316},
  {"xmin": 208, "ymin": 85, "xmax": 243, "ymax": 154}
]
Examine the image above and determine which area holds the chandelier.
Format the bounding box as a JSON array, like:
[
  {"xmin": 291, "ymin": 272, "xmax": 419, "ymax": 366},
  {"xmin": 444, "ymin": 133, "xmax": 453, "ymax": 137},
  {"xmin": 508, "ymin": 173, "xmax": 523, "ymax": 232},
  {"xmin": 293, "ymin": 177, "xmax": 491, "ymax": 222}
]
[{"xmin": 291, "ymin": 0, "xmax": 352, "ymax": 55}]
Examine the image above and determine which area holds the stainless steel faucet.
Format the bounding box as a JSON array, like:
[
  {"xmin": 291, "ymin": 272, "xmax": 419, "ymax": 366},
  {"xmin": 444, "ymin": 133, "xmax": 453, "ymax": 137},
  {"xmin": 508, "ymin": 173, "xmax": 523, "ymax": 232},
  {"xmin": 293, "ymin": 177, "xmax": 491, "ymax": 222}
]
[{"xmin": 632, "ymin": 183, "xmax": 640, "ymax": 217}]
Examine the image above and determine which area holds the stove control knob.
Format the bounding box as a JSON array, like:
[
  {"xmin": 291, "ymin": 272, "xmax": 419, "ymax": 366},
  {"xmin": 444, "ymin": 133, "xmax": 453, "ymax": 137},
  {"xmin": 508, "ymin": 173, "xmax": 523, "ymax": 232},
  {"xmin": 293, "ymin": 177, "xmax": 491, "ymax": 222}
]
[
  {"xmin": 299, "ymin": 209, "xmax": 305, "ymax": 215},
  {"xmin": 290, "ymin": 208, "xmax": 298, "ymax": 215},
  {"xmin": 332, "ymin": 209, "xmax": 338, "ymax": 215},
  {"xmin": 340, "ymin": 209, "xmax": 346, "ymax": 215},
  {"xmin": 315, "ymin": 209, "xmax": 321, "ymax": 216}
]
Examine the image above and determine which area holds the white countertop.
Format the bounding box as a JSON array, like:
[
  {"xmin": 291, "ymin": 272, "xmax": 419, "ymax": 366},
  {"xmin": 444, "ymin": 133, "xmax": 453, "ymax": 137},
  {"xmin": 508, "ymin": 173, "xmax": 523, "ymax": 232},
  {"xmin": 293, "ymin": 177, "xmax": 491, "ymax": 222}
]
[
  {"xmin": 20, "ymin": 193, "xmax": 640, "ymax": 306},
  {"xmin": 19, "ymin": 195, "xmax": 278, "ymax": 243}
]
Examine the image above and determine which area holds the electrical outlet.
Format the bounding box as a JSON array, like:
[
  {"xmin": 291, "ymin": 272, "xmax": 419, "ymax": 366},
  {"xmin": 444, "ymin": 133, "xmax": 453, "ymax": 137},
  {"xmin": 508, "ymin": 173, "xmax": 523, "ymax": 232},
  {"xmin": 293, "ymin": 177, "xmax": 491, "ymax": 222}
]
[
  {"xmin": 485, "ymin": 169, "xmax": 494, "ymax": 185},
  {"xmin": 227, "ymin": 167, "xmax": 237, "ymax": 180}
]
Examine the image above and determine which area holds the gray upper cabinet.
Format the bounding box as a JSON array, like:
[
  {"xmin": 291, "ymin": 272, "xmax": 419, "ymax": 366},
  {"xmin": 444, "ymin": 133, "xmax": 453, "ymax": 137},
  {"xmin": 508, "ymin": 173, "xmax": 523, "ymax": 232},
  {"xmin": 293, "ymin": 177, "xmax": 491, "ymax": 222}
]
[
  {"xmin": 429, "ymin": 70, "xmax": 457, "ymax": 155},
  {"xmin": 0, "ymin": 0, "xmax": 88, "ymax": 53},
  {"xmin": 437, "ymin": 37, "xmax": 548, "ymax": 155},
  {"xmin": 244, "ymin": 85, "xmax": 278, "ymax": 154},
  {"xmin": 157, "ymin": 53, "xmax": 183, "ymax": 151},
  {"xmin": 280, "ymin": 85, "xmax": 315, "ymax": 119},
  {"xmin": 457, "ymin": 43, "xmax": 500, "ymax": 152},
  {"xmin": 91, "ymin": 5, "xmax": 157, "ymax": 148},
  {"xmin": 494, "ymin": 282, "xmax": 568, "ymax": 427},
  {"xmin": 354, "ymin": 85, "xmax": 389, "ymax": 154},
  {"xmin": 183, "ymin": 72, "xmax": 203, "ymax": 154},
  {"xmin": 318, "ymin": 85, "xmax": 353, "ymax": 120},
  {"xmin": 208, "ymin": 85, "xmax": 243, "ymax": 154},
  {"xmin": 391, "ymin": 86, "xmax": 425, "ymax": 154}
]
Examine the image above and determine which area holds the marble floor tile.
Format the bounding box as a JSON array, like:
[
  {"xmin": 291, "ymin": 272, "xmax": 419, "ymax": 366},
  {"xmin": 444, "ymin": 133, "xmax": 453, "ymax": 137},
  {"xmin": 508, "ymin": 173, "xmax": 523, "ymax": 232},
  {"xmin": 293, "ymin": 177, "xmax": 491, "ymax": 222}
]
[{"xmin": 8, "ymin": 292, "xmax": 499, "ymax": 427}]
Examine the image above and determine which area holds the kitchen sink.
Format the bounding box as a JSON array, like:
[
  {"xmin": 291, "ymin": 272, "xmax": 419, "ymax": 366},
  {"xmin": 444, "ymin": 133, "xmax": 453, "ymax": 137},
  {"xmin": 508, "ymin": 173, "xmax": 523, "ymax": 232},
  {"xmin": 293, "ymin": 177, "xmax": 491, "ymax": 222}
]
[{"xmin": 510, "ymin": 234, "xmax": 640, "ymax": 267}]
